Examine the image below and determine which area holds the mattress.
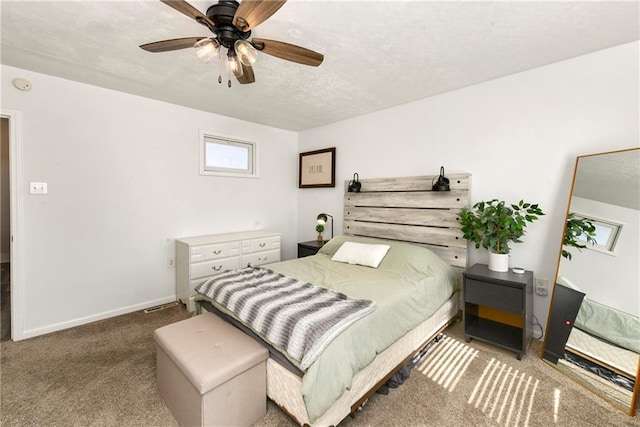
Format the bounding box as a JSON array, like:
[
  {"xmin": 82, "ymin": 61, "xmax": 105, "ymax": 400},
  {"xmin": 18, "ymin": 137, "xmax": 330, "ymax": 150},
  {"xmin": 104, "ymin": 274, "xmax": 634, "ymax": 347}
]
[
  {"xmin": 195, "ymin": 235, "xmax": 460, "ymax": 423},
  {"xmin": 267, "ymin": 292, "xmax": 459, "ymax": 426},
  {"xmin": 574, "ymin": 296, "xmax": 640, "ymax": 354},
  {"xmin": 566, "ymin": 327, "xmax": 639, "ymax": 378}
]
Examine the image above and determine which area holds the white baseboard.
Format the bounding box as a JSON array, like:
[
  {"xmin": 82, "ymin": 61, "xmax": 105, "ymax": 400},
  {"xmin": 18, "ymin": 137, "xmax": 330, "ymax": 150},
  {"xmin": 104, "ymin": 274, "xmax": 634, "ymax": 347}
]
[{"xmin": 19, "ymin": 295, "xmax": 179, "ymax": 341}]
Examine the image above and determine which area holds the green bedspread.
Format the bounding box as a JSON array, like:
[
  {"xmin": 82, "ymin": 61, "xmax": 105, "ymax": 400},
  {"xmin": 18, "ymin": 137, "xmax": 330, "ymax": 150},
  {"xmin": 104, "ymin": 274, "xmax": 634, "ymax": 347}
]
[
  {"xmin": 203, "ymin": 235, "xmax": 459, "ymax": 422},
  {"xmin": 575, "ymin": 296, "xmax": 640, "ymax": 354}
]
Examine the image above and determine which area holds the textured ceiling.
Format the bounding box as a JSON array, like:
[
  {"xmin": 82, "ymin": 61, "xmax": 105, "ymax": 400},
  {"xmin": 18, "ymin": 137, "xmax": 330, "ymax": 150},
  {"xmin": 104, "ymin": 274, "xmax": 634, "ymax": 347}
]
[
  {"xmin": 574, "ymin": 149, "xmax": 640, "ymax": 211},
  {"xmin": 1, "ymin": 1, "xmax": 639, "ymax": 131}
]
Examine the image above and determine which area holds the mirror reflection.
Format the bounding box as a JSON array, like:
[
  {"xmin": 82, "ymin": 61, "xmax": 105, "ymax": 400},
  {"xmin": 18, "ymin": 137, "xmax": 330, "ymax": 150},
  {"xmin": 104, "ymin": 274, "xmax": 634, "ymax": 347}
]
[{"xmin": 542, "ymin": 148, "xmax": 639, "ymax": 416}]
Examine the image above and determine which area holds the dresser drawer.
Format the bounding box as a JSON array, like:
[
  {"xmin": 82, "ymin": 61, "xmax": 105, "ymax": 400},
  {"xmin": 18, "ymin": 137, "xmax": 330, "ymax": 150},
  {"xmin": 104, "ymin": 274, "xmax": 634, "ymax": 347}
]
[
  {"xmin": 177, "ymin": 230, "xmax": 282, "ymax": 313},
  {"xmin": 189, "ymin": 279, "xmax": 206, "ymax": 296},
  {"xmin": 242, "ymin": 236, "xmax": 281, "ymax": 254},
  {"xmin": 190, "ymin": 257, "xmax": 240, "ymax": 280},
  {"xmin": 190, "ymin": 241, "xmax": 241, "ymax": 262},
  {"xmin": 242, "ymin": 249, "xmax": 281, "ymax": 267},
  {"xmin": 465, "ymin": 278, "xmax": 523, "ymax": 314}
]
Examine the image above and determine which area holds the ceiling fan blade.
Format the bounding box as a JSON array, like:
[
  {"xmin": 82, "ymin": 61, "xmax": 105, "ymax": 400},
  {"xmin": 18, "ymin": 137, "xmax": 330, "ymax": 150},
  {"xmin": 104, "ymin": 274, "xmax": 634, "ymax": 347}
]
[
  {"xmin": 235, "ymin": 63, "xmax": 256, "ymax": 84},
  {"xmin": 233, "ymin": 0, "xmax": 287, "ymax": 32},
  {"xmin": 251, "ymin": 38, "xmax": 323, "ymax": 67},
  {"xmin": 140, "ymin": 37, "xmax": 206, "ymax": 52},
  {"xmin": 160, "ymin": 0, "xmax": 214, "ymax": 27}
]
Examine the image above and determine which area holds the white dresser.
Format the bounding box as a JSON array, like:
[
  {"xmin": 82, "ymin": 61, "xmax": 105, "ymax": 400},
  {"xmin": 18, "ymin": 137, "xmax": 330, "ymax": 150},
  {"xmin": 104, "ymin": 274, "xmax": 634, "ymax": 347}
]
[{"xmin": 176, "ymin": 230, "xmax": 282, "ymax": 311}]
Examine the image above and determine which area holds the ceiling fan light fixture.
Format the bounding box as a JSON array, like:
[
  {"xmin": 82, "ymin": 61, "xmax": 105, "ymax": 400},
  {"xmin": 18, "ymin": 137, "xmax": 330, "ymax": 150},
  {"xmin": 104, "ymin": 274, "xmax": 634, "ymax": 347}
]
[
  {"xmin": 194, "ymin": 38, "xmax": 219, "ymax": 63},
  {"xmin": 227, "ymin": 50, "xmax": 243, "ymax": 78},
  {"xmin": 143, "ymin": 0, "xmax": 325, "ymax": 87},
  {"xmin": 234, "ymin": 40, "xmax": 258, "ymax": 66}
]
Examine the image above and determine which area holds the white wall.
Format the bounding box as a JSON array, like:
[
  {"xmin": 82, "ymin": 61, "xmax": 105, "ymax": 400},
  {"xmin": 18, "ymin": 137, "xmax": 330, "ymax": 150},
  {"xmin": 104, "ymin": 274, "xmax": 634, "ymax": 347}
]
[
  {"xmin": 2, "ymin": 41, "xmax": 638, "ymax": 339},
  {"xmin": 297, "ymin": 41, "xmax": 640, "ymax": 331},
  {"xmin": 559, "ymin": 197, "xmax": 639, "ymax": 317},
  {"xmin": 1, "ymin": 65, "xmax": 299, "ymax": 339}
]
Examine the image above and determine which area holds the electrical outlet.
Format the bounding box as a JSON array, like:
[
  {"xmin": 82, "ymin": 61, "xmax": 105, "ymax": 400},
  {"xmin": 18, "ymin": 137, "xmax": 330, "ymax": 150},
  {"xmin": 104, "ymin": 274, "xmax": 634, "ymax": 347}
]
[
  {"xmin": 30, "ymin": 182, "xmax": 48, "ymax": 194},
  {"xmin": 167, "ymin": 257, "xmax": 175, "ymax": 269},
  {"xmin": 535, "ymin": 277, "xmax": 548, "ymax": 296}
]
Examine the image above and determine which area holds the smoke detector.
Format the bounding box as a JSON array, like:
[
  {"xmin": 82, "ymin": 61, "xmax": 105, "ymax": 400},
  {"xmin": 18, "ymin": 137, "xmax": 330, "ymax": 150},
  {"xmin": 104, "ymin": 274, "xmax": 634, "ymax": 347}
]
[{"xmin": 13, "ymin": 78, "xmax": 32, "ymax": 91}]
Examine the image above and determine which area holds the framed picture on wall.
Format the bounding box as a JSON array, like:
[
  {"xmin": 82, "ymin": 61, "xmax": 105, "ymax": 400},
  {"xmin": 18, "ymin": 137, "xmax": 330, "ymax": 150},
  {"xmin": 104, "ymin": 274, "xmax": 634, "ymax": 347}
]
[{"xmin": 299, "ymin": 147, "xmax": 336, "ymax": 188}]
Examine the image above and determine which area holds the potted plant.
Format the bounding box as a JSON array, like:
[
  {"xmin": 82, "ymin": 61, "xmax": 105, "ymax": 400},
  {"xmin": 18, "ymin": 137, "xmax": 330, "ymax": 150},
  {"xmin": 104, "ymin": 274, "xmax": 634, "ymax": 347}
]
[
  {"xmin": 316, "ymin": 223, "xmax": 325, "ymax": 243},
  {"xmin": 562, "ymin": 213, "xmax": 597, "ymax": 260},
  {"xmin": 459, "ymin": 199, "xmax": 544, "ymax": 272}
]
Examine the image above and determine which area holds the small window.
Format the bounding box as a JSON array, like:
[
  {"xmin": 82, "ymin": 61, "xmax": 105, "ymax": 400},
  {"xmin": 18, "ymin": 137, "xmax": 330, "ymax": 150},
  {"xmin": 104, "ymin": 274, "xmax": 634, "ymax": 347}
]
[
  {"xmin": 574, "ymin": 213, "xmax": 622, "ymax": 255},
  {"xmin": 199, "ymin": 132, "xmax": 258, "ymax": 178}
]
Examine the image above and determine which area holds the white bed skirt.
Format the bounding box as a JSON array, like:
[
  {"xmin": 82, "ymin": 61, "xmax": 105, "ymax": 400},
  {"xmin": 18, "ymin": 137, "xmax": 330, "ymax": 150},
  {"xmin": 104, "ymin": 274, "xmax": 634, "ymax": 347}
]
[{"xmin": 266, "ymin": 292, "xmax": 460, "ymax": 426}]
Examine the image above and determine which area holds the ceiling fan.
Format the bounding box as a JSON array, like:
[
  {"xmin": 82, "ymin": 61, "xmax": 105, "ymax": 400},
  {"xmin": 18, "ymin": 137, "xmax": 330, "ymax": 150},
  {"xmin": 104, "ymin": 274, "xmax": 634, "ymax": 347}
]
[{"xmin": 140, "ymin": 0, "xmax": 324, "ymax": 87}]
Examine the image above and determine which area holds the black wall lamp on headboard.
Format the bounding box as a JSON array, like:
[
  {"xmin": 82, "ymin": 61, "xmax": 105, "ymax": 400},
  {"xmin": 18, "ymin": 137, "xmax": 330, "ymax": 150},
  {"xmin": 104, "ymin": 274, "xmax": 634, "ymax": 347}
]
[
  {"xmin": 348, "ymin": 173, "xmax": 361, "ymax": 192},
  {"xmin": 432, "ymin": 166, "xmax": 450, "ymax": 191}
]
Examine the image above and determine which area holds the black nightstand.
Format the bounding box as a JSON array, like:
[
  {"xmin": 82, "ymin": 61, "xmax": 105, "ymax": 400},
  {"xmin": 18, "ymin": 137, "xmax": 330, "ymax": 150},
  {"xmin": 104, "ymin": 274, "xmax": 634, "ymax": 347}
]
[
  {"xmin": 297, "ymin": 240, "xmax": 326, "ymax": 258},
  {"xmin": 463, "ymin": 263, "xmax": 533, "ymax": 360},
  {"xmin": 543, "ymin": 284, "xmax": 585, "ymax": 364}
]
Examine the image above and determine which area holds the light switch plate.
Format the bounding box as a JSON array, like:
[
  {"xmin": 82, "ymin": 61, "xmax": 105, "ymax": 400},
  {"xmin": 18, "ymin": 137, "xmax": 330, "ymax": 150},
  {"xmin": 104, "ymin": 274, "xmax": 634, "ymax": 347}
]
[{"xmin": 30, "ymin": 182, "xmax": 48, "ymax": 194}]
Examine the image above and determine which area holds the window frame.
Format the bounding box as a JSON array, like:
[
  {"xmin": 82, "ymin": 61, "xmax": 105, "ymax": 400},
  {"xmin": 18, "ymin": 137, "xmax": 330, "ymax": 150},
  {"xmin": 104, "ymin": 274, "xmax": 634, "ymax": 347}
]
[
  {"xmin": 199, "ymin": 131, "xmax": 259, "ymax": 178},
  {"xmin": 572, "ymin": 212, "xmax": 623, "ymax": 256}
]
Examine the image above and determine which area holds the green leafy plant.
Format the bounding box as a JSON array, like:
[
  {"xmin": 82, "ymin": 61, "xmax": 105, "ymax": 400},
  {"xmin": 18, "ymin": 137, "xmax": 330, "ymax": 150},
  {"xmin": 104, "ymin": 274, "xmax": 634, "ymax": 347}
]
[
  {"xmin": 459, "ymin": 199, "xmax": 545, "ymax": 254},
  {"xmin": 315, "ymin": 223, "xmax": 325, "ymax": 235},
  {"xmin": 562, "ymin": 213, "xmax": 597, "ymax": 260}
]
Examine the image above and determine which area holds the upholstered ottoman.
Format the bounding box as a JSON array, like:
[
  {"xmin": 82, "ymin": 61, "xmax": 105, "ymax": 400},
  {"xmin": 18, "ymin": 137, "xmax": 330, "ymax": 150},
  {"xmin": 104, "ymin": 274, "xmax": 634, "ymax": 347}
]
[{"xmin": 154, "ymin": 311, "xmax": 269, "ymax": 427}]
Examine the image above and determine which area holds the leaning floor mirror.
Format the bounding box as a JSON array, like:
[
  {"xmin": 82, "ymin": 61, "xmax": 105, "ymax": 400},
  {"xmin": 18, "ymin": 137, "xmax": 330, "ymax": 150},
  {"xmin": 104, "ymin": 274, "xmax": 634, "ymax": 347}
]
[{"xmin": 541, "ymin": 147, "xmax": 639, "ymax": 416}]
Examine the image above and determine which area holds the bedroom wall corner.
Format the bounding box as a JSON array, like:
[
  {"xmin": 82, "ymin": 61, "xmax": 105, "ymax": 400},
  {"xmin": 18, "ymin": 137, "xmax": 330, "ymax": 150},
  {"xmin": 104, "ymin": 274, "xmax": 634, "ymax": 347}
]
[{"xmin": 0, "ymin": 65, "xmax": 299, "ymax": 339}]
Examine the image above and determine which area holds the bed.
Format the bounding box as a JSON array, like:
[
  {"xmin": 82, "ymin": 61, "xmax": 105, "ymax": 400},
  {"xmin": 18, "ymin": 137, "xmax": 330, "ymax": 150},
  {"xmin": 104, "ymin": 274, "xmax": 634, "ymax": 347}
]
[
  {"xmin": 557, "ymin": 277, "xmax": 640, "ymax": 379},
  {"xmin": 196, "ymin": 173, "xmax": 470, "ymax": 426},
  {"xmin": 566, "ymin": 295, "xmax": 640, "ymax": 380}
]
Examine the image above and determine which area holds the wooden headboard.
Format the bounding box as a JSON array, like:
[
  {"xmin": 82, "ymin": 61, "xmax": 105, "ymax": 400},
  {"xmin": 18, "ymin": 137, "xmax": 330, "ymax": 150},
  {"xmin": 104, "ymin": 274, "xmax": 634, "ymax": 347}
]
[{"xmin": 343, "ymin": 173, "xmax": 471, "ymax": 274}]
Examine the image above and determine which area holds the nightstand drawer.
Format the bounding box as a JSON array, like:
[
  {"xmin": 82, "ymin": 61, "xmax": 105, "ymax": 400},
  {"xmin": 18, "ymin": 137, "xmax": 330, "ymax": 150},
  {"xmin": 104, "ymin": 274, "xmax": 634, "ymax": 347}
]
[
  {"xmin": 465, "ymin": 279, "xmax": 522, "ymax": 313},
  {"xmin": 297, "ymin": 240, "xmax": 325, "ymax": 258},
  {"xmin": 463, "ymin": 264, "xmax": 533, "ymax": 360},
  {"xmin": 298, "ymin": 246, "xmax": 317, "ymax": 258}
]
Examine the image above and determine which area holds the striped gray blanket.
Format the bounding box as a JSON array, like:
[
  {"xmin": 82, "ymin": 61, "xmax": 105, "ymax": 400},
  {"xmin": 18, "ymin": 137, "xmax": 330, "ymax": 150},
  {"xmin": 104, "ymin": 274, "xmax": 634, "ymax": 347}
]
[{"xmin": 195, "ymin": 267, "xmax": 376, "ymax": 370}]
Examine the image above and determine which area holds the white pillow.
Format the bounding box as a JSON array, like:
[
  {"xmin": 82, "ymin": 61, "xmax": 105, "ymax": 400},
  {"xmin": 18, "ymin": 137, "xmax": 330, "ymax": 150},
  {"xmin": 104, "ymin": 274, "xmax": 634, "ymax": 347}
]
[{"xmin": 331, "ymin": 242, "xmax": 391, "ymax": 268}]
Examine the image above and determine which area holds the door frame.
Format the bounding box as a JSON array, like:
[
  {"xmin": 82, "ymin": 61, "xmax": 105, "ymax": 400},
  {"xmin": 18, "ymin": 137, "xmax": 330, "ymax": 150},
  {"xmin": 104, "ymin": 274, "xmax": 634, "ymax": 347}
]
[{"xmin": 1, "ymin": 109, "xmax": 24, "ymax": 341}]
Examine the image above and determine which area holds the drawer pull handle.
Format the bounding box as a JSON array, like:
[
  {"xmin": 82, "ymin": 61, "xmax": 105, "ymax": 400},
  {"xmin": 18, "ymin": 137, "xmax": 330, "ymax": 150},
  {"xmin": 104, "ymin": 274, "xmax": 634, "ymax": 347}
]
[
  {"xmin": 259, "ymin": 243, "xmax": 266, "ymax": 247},
  {"xmin": 212, "ymin": 265, "xmax": 222, "ymax": 271},
  {"xmin": 213, "ymin": 249, "xmax": 222, "ymax": 255}
]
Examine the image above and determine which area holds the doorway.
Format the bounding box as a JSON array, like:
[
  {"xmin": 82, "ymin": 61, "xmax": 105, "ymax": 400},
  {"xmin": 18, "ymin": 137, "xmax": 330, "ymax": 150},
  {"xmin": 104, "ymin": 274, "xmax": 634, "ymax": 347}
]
[{"xmin": 1, "ymin": 117, "xmax": 10, "ymax": 341}]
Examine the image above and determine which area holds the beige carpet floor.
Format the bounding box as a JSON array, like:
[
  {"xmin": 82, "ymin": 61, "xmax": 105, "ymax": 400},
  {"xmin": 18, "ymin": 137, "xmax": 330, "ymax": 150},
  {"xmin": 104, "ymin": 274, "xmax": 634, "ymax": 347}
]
[{"xmin": 1, "ymin": 303, "xmax": 638, "ymax": 426}]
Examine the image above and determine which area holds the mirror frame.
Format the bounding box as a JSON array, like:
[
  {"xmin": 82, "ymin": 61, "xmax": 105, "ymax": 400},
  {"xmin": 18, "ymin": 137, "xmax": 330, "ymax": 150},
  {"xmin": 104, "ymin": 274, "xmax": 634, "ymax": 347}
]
[{"xmin": 541, "ymin": 147, "xmax": 639, "ymax": 417}]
